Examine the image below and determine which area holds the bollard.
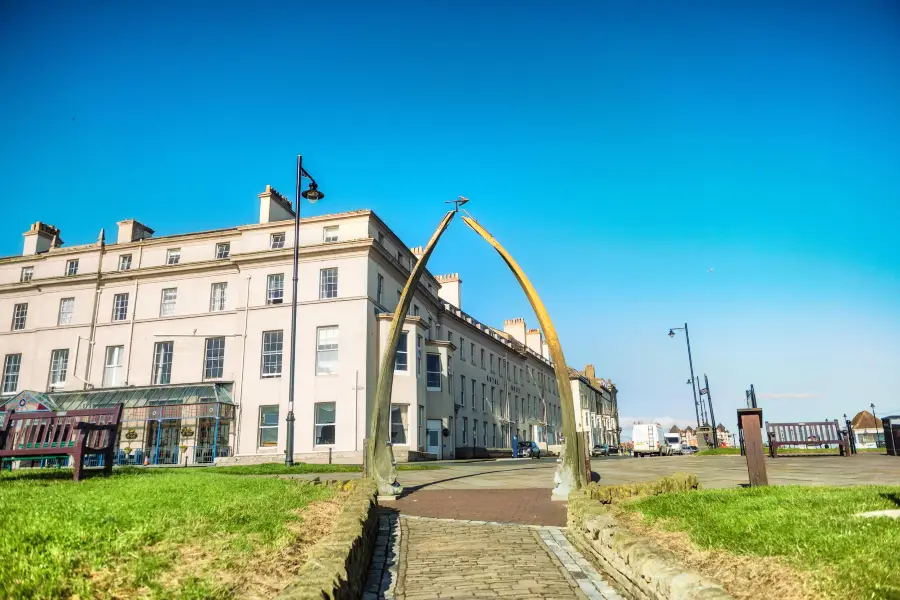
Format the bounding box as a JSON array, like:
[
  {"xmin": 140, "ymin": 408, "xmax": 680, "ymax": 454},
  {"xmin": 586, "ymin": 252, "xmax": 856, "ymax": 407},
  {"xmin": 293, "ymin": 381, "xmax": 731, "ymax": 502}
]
[{"xmin": 737, "ymin": 408, "xmax": 768, "ymax": 486}]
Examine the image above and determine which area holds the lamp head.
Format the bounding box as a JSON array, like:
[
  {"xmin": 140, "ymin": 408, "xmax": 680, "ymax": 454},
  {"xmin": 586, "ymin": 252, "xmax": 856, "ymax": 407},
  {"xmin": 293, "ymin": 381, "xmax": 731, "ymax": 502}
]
[
  {"xmin": 301, "ymin": 182, "xmax": 324, "ymax": 203},
  {"xmin": 668, "ymin": 329, "xmax": 675, "ymax": 338}
]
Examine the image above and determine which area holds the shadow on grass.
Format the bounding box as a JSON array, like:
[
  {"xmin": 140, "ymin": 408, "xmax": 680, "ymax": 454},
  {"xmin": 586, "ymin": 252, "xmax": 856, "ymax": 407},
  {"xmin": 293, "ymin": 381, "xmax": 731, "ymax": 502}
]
[{"xmin": 881, "ymin": 492, "xmax": 900, "ymax": 507}]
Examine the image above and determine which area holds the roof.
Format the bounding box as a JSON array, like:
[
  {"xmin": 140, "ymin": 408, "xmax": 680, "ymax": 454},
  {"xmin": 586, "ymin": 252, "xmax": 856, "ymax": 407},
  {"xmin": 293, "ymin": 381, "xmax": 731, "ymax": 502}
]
[
  {"xmin": 716, "ymin": 423, "xmax": 727, "ymax": 432},
  {"xmin": 851, "ymin": 410, "xmax": 880, "ymax": 429},
  {"xmin": 669, "ymin": 425, "xmax": 681, "ymax": 433},
  {"xmin": 1, "ymin": 383, "xmax": 235, "ymax": 413}
]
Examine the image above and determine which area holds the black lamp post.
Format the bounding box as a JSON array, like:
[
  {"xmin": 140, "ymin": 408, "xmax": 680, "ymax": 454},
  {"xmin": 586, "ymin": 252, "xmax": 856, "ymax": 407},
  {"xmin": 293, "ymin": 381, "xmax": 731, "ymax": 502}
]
[
  {"xmin": 285, "ymin": 155, "xmax": 324, "ymax": 467},
  {"xmin": 669, "ymin": 324, "xmax": 701, "ymax": 429},
  {"xmin": 871, "ymin": 403, "xmax": 880, "ymax": 448}
]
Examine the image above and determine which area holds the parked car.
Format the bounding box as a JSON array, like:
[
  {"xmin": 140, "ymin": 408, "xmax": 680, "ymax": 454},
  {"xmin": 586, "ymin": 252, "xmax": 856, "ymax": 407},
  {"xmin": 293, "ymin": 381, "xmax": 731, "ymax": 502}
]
[
  {"xmin": 591, "ymin": 444, "xmax": 608, "ymax": 457},
  {"xmin": 517, "ymin": 440, "xmax": 541, "ymax": 459},
  {"xmin": 681, "ymin": 446, "xmax": 696, "ymax": 455}
]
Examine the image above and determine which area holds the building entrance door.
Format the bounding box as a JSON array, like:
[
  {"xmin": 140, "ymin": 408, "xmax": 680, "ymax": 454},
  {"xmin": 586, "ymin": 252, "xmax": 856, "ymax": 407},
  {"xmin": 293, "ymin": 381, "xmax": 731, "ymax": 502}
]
[
  {"xmin": 426, "ymin": 419, "xmax": 442, "ymax": 459},
  {"xmin": 146, "ymin": 420, "xmax": 181, "ymax": 465}
]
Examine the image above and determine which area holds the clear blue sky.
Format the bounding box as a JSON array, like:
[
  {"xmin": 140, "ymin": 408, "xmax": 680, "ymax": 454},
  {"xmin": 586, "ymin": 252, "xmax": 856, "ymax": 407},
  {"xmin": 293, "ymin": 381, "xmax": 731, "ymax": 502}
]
[{"xmin": 2, "ymin": 1, "xmax": 899, "ymax": 434}]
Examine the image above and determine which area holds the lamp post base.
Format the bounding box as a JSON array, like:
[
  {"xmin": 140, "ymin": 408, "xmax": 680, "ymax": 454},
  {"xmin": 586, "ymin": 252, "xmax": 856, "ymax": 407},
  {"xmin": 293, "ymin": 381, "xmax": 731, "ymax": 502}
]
[
  {"xmin": 285, "ymin": 411, "xmax": 295, "ymax": 467},
  {"xmin": 551, "ymin": 459, "xmax": 580, "ymax": 501}
]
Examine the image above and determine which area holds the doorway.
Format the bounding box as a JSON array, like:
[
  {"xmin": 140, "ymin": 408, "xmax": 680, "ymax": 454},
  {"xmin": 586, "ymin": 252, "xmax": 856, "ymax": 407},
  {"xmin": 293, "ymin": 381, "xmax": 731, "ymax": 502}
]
[{"xmin": 426, "ymin": 419, "xmax": 442, "ymax": 459}]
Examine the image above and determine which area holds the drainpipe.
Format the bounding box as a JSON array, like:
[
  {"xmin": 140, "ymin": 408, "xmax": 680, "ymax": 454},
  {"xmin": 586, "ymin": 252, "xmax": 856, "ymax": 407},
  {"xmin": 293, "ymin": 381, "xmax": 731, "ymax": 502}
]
[
  {"xmin": 123, "ymin": 243, "xmax": 143, "ymax": 385},
  {"xmin": 234, "ymin": 273, "xmax": 252, "ymax": 456},
  {"xmin": 82, "ymin": 242, "xmax": 106, "ymax": 389},
  {"xmin": 71, "ymin": 335, "xmax": 94, "ymax": 386}
]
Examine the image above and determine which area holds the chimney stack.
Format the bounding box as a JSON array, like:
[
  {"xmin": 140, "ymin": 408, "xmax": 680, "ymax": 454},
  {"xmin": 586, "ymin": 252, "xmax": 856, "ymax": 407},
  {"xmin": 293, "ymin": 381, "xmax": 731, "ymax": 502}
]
[
  {"xmin": 526, "ymin": 328, "xmax": 543, "ymax": 355},
  {"xmin": 116, "ymin": 219, "xmax": 154, "ymax": 244},
  {"xmin": 258, "ymin": 185, "xmax": 295, "ymax": 224},
  {"xmin": 410, "ymin": 246, "xmax": 424, "ymax": 260},
  {"xmin": 22, "ymin": 222, "xmax": 63, "ymax": 255},
  {"xmin": 435, "ymin": 273, "xmax": 462, "ymax": 308},
  {"xmin": 503, "ymin": 317, "xmax": 527, "ymax": 346}
]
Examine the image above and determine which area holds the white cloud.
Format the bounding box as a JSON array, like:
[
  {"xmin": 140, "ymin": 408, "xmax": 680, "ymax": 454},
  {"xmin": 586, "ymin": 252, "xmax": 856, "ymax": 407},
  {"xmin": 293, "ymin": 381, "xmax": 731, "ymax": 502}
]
[{"xmin": 758, "ymin": 393, "xmax": 818, "ymax": 400}]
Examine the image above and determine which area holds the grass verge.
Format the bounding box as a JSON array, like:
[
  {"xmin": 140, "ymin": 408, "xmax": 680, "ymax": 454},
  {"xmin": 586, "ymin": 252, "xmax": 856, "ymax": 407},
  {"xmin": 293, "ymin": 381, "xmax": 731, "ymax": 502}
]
[
  {"xmin": 0, "ymin": 468, "xmax": 342, "ymax": 599},
  {"xmin": 620, "ymin": 485, "xmax": 900, "ymax": 600}
]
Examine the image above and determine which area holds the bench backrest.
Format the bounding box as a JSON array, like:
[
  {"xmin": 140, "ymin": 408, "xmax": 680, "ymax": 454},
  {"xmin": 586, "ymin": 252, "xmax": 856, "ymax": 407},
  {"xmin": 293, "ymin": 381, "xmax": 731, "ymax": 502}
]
[
  {"xmin": 0, "ymin": 405, "xmax": 123, "ymax": 453},
  {"xmin": 765, "ymin": 420, "xmax": 842, "ymax": 444}
]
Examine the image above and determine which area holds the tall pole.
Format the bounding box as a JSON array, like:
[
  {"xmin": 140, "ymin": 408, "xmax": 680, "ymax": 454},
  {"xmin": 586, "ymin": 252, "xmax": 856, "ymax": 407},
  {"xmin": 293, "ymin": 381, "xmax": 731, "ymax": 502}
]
[
  {"xmin": 285, "ymin": 155, "xmax": 302, "ymax": 467},
  {"xmin": 871, "ymin": 403, "xmax": 879, "ymax": 447},
  {"xmin": 684, "ymin": 323, "xmax": 701, "ymax": 429},
  {"xmin": 696, "ymin": 376, "xmax": 707, "ymax": 425},
  {"xmin": 705, "ymin": 373, "xmax": 718, "ymax": 447}
]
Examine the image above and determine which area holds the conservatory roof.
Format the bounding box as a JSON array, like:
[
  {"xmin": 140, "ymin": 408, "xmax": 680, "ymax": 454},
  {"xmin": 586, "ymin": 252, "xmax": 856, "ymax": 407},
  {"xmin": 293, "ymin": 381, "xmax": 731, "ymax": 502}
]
[{"xmin": 2, "ymin": 383, "xmax": 234, "ymax": 413}]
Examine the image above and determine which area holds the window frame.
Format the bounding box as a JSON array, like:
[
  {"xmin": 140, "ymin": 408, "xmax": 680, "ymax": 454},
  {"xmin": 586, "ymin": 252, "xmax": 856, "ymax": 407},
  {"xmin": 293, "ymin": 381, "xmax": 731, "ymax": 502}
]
[
  {"xmin": 258, "ymin": 405, "xmax": 279, "ymax": 447},
  {"xmin": 323, "ymin": 226, "xmax": 339, "ymax": 243},
  {"xmin": 2, "ymin": 354, "xmax": 22, "ymax": 395},
  {"xmin": 215, "ymin": 242, "xmax": 231, "ymax": 259},
  {"xmin": 160, "ymin": 288, "xmax": 177, "ymax": 317},
  {"xmin": 266, "ymin": 273, "xmax": 284, "ymax": 305},
  {"xmin": 426, "ymin": 353, "xmax": 442, "ymax": 391},
  {"xmin": 270, "ymin": 232, "xmax": 286, "ymax": 249},
  {"xmin": 118, "ymin": 254, "xmax": 132, "ymax": 271},
  {"xmin": 314, "ymin": 402, "xmax": 336, "ymax": 445},
  {"xmin": 315, "ymin": 326, "xmax": 339, "ymax": 375},
  {"xmin": 112, "ymin": 293, "xmax": 129, "ymax": 322},
  {"xmin": 166, "ymin": 248, "xmax": 181, "ymax": 265},
  {"xmin": 319, "ymin": 267, "xmax": 338, "ymax": 299},
  {"xmin": 20, "ymin": 266, "xmax": 34, "ymax": 282},
  {"xmin": 204, "ymin": 337, "xmax": 226, "ymax": 380},
  {"xmin": 103, "ymin": 345, "xmax": 124, "ymax": 387},
  {"xmin": 152, "ymin": 341, "xmax": 174, "ymax": 385},
  {"xmin": 11, "ymin": 303, "xmax": 28, "ymax": 331},
  {"xmin": 395, "ymin": 331, "xmax": 409, "ymax": 372},
  {"xmin": 261, "ymin": 330, "xmax": 284, "ymax": 377},
  {"xmin": 209, "ymin": 282, "xmax": 227, "ymax": 312},
  {"xmin": 49, "ymin": 348, "xmax": 69, "ymax": 388},
  {"xmin": 390, "ymin": 403, "xmax": 409, "ymax": 445},
  {"xmin": 376, "ymin": 274, "xmax": 384, "ymax": 305},
  {"xmin": 65, "ymin": 259, "xmax": 79, "ymax": 276}
]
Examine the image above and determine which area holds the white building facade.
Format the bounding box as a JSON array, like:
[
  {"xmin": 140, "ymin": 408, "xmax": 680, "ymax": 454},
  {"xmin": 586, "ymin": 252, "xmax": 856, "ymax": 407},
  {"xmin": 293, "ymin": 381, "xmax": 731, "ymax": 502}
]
[{"xmin": 0, "ymin": 186, "xmax": 597, "ymax": 465}]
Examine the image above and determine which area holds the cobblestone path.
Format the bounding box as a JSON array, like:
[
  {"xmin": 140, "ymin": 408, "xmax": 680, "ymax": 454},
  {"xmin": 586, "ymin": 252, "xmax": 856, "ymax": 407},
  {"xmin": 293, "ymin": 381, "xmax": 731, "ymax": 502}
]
[{"xmin": 365, "ymin": 512, "xmax": 623, "ymax": 600}]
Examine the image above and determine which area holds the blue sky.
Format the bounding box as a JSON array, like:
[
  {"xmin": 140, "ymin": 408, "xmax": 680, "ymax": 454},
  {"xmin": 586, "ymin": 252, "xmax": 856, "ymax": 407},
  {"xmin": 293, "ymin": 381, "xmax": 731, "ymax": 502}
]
[{"xmin": 2, "ymin": 1, "xmax": 898, "ymax": 434}]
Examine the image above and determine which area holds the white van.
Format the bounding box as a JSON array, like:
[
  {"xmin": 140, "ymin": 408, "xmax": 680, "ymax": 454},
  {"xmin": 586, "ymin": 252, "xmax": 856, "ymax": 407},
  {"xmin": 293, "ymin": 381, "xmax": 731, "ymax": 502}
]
[
  {"xmin": 664, "ymin": 433, "xmax": 683, "ymax": 455},
  {"xmin": 632, "ymin": 423, "xmax": 668, "ymax": 457}
]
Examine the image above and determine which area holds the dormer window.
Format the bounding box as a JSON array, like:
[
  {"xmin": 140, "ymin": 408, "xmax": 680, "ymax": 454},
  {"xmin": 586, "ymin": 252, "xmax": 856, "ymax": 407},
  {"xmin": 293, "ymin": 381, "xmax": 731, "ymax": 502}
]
[
  {"xmin": 270, "ymin": 233, "xmax": 286, "ymax": 249},
  {"xmin": 323, "ymin": 226, "xmax": 339, "ymax": 243},
  {"xmin": 166, "ymin": 249, "xmax": 181, "ymax": 265}
]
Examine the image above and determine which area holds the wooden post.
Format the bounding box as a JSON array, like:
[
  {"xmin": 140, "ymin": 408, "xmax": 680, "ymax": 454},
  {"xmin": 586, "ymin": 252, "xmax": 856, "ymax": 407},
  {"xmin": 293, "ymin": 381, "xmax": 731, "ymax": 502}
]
[{"xmin": 737, "ymin": 408, "xmax": 768, "ymax": 486}]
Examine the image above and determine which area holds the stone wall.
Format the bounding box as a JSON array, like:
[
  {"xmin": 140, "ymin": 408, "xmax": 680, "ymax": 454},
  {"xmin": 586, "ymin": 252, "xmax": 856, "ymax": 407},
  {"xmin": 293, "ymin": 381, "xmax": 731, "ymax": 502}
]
[
  {"xmin": 454, "ymin": 446, "xmax": 513, "ymax": 459},
  {"xmin": 567, "ymin": 474, "xmax": 734, "ymax": 600},
  {"xmin": 276, "ymin": 479, "xmax": 379, "ymax": 600}
]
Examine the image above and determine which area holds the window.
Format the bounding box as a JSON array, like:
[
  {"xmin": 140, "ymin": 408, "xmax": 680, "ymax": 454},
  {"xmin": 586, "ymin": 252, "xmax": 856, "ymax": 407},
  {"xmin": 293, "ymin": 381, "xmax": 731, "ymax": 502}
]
[
  {"xmin": 166, "ymin": 248, "xmax": 181, "ymax": 265},
  {"xmin": 397, "ymin": 250, "xmax": 404, "ymax": 264},
  {"xmin": 258, "ymin": 406, "xmax": 279, "ymax": 447},
  {"xmin": 49, "ymin": 349, "xmax": 69, "ymax": 388},
  {"xmin": 118, "ymin": 254, "xmax": 132, "ymax": 271},
  {"xmin": 460, "ymin": 337, "xmax": 465, "ymax": 360},
  {"xmin": 209, "ymin": 283, "xmax": 227, "ymax": 312},
  {"xmin": 378, "ymin": 232, "xmax": 385, "ymax": 246},
  {"xmin": 215, "ymin": 242, "xmax": 230, "ymax": 259},
  {"xmin": 160, "ymin": 288, "xmax": 177, "ymax": 316},
  {"xmin": 473, "ymin": 420, "xmax": 478, "ymax": 445},
  {"xmin": 376, "ymin": 274, "xmax": 384, "ymax": 305},
  {"xmin": 11, "ymin": 303, "xmax": 27, "ymax": 331},
  {"xmin": 261, "ymin": 330, "xmax": 284, "ymax": 377},
  {"xmin": 395, "ymin": 332, "xmax": 409, "ymax": 371},
  {"xmin": 480, "ymin": 349, "xmax": 485, "ymax": 369},
  {"xmin": 413, "ymin": 305, "xmax": 419, "ymax": 317},
  {"xmin": 270, "ymin": 232, "xmax": 285, "ymax": 249},
  {"xmin": 491, "ymin": 387, "xmax": 495, "ymax": 415},
  {"xmin": 426, "ymin": 353, "xmax": 442, "ymax": 390},
  {"xmin": 266, "ymin": 273, "xmax": 284, "ymax": 305},
  {"xmin": 462, "ymin": 417, "xmax": 468, "ymax": 444},
  {"xmin": 103, "ymin": 346, "xmax": 124, "ymax": 387},
  {"xmin": 65, "ymin": 259, "xmax": 79, "ymax": 276},
  {"xmin": 204, "ymin": 337, "xmax": 225, "ymax": 379},
  {"xmin": 152, "ymin": 341, "xmax": 174, "ymax": 385},
  {"xmin": 459, "ymin": 375, "xmax": 466, "ymax": 406},
  {"xmin": 416, "ymin": 335, "xmax": 423, "ymax": 377},
  {"xmin": 2, "ymin": 354, "xmax": 22, "ymax": 394},
  {"xmin": 471, "ymin": 380, "xmax": 476, "ymax": 409},
  {"xmin": 390, "ymin": 404, "xmax": 408, "ymax": 444},
  {"xmin": 483, "ymin": 421, "xmax": 487, "ymax": 446},
  {"xmin": 490, "ymin": 353, "xmax": 495, "ymax": 373},
  {"xmin": 482, "ymin": 383, "xmax": 487, "ymax": 412},
  {"xmin": 418, "ymin": 405, "xmax": 425, "ymax": 450},
  {"xmin": 316, "ymin": 326, "xmax": 339, "ymax": 375},
  {"xmin": 323, "ymin": 226, "xmax": 339, "ymax": 243},
  {"xmin": 20, "ymin": 266, "xmax": 33, "ymax": 282},
  {"xmin": 470, "ymin": 343, "xmax": 476, "ymax": 365},
  {"xmin": 319, "ymin": 268, "xmax": 338, "ymax": 299},
  {"xmin": 112, "ymin": 293, "xmax": 129, "ymax": 322},
  {"xmin": 314, "ymin": 402, "xmax": 336, "ymax": 445}
]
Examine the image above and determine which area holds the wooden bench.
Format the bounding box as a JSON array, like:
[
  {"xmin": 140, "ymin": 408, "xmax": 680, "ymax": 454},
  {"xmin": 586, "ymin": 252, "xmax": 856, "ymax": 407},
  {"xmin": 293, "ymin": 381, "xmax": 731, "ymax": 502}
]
[
  {"xmin": 0, "ymin": 404, "xmax": 123, "ymax": 480},
  {"xmin": 765, "ymin": 420, "xmax": 849, "ymax": 458}
]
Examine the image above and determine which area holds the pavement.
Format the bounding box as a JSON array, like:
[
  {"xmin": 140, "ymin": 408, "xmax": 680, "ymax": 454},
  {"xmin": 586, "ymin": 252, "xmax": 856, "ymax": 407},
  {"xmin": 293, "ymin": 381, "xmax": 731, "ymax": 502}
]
[{"xmin": 353, "ymin": 454, "xmax": 900, "ymax": 600}]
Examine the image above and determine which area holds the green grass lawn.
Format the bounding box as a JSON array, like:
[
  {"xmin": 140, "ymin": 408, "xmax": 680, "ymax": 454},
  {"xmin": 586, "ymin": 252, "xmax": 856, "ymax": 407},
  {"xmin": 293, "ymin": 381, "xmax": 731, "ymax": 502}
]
[
  {"xmin": 204, "ymin": 461, "xmax": 442, "ymax": 475},
  {"xmin": 0, "ymin": 468, "xmax": 340, "ymax": 599},
  {"xmin": 623, "ymin": 485, "xmax": 900, "ymax": 599}
]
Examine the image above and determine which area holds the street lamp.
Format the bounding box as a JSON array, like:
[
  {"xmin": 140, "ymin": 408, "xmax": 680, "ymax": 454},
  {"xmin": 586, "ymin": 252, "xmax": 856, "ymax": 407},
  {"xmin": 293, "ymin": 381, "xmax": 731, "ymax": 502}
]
[
  {"xmin": 669, "ymin": 323, "xmax": 701, "ymax": 429},
  {"xmin": 871, "ymin": 403, "xmax": 879, "ymax": 448},
  {"xmin": 286, "ymin": 155, "xmax": 324, "ymax": 467}
]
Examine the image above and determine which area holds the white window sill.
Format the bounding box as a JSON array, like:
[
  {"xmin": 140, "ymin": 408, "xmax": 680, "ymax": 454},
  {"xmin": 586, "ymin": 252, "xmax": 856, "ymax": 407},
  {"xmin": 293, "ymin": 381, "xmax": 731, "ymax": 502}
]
[
  {"xmin": 426, "ymin": 387, "xmax": 442, "ymax": 392},
  {"xmin": 260, "ymin": 374, "xmax": 282, "ymax": 379},
  {"xmin": 315, "ymin": 372, "xmax": 339, "ymax": 377}
]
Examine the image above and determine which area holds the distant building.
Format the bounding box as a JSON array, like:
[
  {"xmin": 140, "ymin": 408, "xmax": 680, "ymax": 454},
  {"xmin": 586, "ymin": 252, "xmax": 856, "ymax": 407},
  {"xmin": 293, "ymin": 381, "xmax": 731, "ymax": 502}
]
[{"xmin": 851, "ymin": 410, "xmax": 883, "ymax": 449}]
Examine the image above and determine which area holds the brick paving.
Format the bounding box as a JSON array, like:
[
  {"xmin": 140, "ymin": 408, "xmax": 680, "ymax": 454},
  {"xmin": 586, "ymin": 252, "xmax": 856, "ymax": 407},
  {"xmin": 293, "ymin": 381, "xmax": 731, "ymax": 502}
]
[{"xmin": 391, "ymin": 488, "xmax": 568, "ymax": 526}]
